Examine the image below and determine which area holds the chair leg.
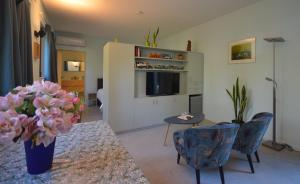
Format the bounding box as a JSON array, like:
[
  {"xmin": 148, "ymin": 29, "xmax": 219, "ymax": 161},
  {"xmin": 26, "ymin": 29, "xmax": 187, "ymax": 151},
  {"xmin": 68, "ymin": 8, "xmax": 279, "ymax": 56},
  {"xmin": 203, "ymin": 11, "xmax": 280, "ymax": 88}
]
[
  {"xmin": 254, "ymin": 151, "xmax": 260, "ymax": 163},
  {"xmin": 195, "ymin": 169, "xmax": 200, "ymax": 184},
  {"xmin": 246, "ymin": 154, "xmax": 255, "ymax": 173},
  {"xmin": 177, "ymin": 153, "xmax": 180, "ymax": 164},
  {"xmin": 219, "ymin": 166, "xmax": 225, "ymax": 184}
]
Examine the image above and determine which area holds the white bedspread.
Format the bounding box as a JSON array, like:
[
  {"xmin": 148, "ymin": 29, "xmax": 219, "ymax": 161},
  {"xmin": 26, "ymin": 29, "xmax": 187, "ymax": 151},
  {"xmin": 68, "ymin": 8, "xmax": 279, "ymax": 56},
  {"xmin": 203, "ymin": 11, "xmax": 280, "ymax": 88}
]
[{"xmin": 97, "ymin": 89, "xmax": 104, "ymax": 109}]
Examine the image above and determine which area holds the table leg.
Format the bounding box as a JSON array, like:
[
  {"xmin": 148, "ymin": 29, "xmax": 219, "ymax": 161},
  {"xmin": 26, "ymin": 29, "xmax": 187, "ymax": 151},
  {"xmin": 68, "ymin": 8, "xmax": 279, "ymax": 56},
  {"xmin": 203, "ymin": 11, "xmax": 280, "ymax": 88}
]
[{"xmin": 163, "ymin": 123, "xmax": 171, "ymax": 146}]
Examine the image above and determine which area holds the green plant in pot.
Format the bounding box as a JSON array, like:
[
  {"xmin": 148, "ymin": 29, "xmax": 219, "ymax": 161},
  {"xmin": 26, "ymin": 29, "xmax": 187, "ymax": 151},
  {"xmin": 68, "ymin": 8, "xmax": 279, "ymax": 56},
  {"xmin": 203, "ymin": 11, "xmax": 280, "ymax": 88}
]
[
  {"xmin": 226, "ymin": 77, "xmax": 248, "ymax": 125},
  {"xmin": 152, "ymin": 27, "xmax": 159, "ymax": 48},
  {"xmin": 145, "ymin": 31, "xmax": 151, "ymax": 47}
]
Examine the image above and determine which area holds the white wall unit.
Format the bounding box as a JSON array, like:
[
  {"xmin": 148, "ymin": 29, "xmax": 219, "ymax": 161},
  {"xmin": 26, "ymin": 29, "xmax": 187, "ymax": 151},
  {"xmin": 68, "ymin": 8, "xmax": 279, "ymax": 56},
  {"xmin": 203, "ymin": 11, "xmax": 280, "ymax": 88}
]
[
  {"xmin": 103, "ymin": 42, "xmax": 135, "ymax": 132},
  {"xmin": 104, "ymin": 42, "xmax": 203, "ymax": 132},
  {"xmin": 186, "ymin": 52, "xmax": 204, "ymax": 95}
]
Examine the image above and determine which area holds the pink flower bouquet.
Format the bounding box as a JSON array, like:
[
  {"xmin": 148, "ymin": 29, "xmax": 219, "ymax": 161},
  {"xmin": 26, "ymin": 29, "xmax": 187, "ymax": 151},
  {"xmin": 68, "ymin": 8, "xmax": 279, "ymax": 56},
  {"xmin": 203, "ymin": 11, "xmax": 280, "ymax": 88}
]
[{"xmin": 0, "ymin": 81, "xmax": 84, "ymax": 147}]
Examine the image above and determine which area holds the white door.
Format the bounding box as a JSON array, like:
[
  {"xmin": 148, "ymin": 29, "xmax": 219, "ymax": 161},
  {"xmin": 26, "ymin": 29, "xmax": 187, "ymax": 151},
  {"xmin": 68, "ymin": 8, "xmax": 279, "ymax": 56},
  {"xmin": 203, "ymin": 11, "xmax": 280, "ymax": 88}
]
[
  {"xmin": 186, "ymin": 52, "xmax": 204, "ymax": 95},
  {"xmin": 134, "ymin": 97, "xmax": 161, "ymax": 129}
]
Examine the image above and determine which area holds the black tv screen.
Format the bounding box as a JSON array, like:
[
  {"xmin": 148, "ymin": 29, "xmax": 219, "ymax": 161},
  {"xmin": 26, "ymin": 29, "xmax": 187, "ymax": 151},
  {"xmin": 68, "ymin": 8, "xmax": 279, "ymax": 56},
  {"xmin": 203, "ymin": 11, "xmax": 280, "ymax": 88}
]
[{"xmin": 146, "ymin": 72, "xmax": 180, "ymax": 96}]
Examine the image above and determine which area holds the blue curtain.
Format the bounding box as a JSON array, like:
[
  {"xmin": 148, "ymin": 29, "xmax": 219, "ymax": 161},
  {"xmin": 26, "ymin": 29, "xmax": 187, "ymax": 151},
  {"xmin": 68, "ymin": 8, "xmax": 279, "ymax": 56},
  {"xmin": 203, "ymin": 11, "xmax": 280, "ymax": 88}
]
[
  {"xmin": 0, "ymin": 0, "xmax": 33, "ymax": 96},
  {"xmin": 0, "ymin": 0, "xmax": 22, "ymax": 95},
  {"xmin": 41, "ymin": 26, "xmax": 58, "ymax": 83},
  {"xmin": 17, "ymin": 0, "xmax": 33, "ymax": 85}
]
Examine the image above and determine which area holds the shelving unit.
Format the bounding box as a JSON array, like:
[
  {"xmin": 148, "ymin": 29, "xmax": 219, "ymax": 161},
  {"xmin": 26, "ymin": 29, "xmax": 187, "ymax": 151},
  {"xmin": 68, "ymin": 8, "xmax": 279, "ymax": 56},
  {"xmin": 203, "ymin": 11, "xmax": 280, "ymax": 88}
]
[
  {"xmin": 134, "ymin": 45, "xmax": 188, "ymax": 72},
  {"xmin": 135, "ymin": 56, "xmax": 187, "ymax": 62},
  {"xmin": 103, "ymin": 42, "xmax": 204, "ymax": 133},
  {"xmin": 135, "ymin": 45, "xmax": 188, "ymax": 53},
  {"xmin": 135, "ymin": 68, "xmax": 188, "ymax": 72}
]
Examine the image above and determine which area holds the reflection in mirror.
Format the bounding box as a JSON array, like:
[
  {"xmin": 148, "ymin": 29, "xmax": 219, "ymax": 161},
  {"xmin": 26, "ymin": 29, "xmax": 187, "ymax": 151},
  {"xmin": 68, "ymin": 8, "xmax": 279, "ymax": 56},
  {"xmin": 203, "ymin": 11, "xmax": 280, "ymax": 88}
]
[
  {"xmin": 64, "ymin": 61, "xmax": 85, "ymax": 72},
  {"xmin": 57, "ymin": 49, "xmax": 85, "ymax": 98}
]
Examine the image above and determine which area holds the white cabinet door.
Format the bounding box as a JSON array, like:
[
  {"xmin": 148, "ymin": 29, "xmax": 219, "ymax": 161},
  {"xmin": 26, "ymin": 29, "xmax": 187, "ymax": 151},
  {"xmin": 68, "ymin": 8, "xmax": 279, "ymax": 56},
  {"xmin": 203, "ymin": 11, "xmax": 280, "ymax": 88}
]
[
  {"xmin": 186, "ymin": 52, "xmax": 204, "ymax": 95},
  {"xmin": 133, "ymin": 95, "xmax": 189, "ymax": 129},
  {"xmin": 134, "ymin": 97, "xmax": 162, "ymax": 129},
  {"xmin": 172, "ymin": 95, "xmax": 189, "ymax": 115}
]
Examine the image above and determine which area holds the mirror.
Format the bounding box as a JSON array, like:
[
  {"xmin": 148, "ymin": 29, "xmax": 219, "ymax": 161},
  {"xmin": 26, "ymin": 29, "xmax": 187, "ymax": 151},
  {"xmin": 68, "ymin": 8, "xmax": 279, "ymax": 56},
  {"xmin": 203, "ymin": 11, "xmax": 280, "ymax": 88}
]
[
  {"xmin": 64, "ymin": 60, "xmax": 85, "ymax": 72},
  {"xmin": 57, "ymin": 49, "xmax": 86, "ymax": 98}
]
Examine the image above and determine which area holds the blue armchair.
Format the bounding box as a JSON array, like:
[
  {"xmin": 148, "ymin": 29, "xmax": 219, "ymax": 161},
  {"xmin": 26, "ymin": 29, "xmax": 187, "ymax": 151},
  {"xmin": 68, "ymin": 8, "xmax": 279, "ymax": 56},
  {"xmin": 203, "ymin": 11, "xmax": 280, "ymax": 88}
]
[
  {"xmin": 233, "ymin": 112, "xmax": 273, "ymax": 173},
  {"xmin": 173, "ymin": 123, "xmax": 239, "ymax": 184}
]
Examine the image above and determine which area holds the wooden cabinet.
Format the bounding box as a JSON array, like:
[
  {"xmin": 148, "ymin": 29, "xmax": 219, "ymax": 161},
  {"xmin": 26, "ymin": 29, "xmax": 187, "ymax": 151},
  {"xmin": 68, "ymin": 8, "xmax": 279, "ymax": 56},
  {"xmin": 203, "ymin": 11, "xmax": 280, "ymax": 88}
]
[{"xmin": 61, "ymin": 80, "xmax": 84, "ymax": 96}]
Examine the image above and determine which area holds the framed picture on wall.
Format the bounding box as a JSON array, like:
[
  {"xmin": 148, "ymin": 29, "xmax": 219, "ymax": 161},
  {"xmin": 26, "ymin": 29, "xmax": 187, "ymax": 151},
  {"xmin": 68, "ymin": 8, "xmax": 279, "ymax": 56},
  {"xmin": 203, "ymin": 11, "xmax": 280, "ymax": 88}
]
[{"xmin": 229, "ymin": 37, "xmax": 256, "ymax": 64}]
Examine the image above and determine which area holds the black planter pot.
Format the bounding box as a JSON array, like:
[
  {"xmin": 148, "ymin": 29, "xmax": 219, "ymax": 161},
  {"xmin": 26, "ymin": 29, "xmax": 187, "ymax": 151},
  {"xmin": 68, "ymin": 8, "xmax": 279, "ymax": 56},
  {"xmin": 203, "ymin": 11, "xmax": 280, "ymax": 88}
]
[{"xmin": 232, "ymin": 119, "xmax": 245, "ymax": 125}]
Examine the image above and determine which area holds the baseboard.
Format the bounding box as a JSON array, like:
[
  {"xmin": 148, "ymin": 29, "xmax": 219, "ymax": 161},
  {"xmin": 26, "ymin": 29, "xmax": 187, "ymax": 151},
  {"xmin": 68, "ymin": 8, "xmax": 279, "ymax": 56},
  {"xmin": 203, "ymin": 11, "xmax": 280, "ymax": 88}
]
[
  {"xmin": 116, "ymin": 123, "xmax": 165, "ymax": 135},
  {"xmin": 262, "ymin": 139, "xmax": 300, "ymax": 151}
]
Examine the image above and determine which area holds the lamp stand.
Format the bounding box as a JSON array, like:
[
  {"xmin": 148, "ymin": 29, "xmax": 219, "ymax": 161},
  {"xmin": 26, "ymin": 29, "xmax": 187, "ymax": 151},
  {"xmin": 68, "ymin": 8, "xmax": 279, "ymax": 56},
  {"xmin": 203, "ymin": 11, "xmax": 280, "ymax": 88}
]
[{"xmin": 263, "ymin": 37, "xmax": 293, "ymax": 152}]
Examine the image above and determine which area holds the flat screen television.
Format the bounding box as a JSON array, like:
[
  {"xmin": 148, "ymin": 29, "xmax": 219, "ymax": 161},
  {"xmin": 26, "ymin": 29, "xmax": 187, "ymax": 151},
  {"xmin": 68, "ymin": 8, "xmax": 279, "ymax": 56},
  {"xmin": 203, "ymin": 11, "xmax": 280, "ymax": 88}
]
[{"xmin": 146, "ymin": 72, "xmax": 180, "ymax": 96}]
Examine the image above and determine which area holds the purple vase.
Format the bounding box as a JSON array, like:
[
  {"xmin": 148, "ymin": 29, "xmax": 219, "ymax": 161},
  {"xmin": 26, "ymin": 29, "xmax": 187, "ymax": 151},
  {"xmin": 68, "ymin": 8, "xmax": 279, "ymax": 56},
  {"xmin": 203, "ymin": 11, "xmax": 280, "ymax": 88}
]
[{"xmin": 24, "ymin": 139, "xmax": 56, "ymax": 175}]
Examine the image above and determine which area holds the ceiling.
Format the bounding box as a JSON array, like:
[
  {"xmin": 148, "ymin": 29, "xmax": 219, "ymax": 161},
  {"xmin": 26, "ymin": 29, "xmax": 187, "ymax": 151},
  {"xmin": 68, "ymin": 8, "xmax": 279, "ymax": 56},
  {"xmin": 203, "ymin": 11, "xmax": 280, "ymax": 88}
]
[{"xmin": 43, "ymin": 0, "xmax": 261, "ymax": 43}]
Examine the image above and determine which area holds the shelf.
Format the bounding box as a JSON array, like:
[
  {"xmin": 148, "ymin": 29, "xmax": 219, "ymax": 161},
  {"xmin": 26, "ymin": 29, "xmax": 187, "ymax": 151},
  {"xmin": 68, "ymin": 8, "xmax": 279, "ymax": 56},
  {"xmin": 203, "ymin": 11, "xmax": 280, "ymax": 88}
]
[
  {"xmin": 134, "ymin": 94, "xmax": 188, "ymax": 99},
  {"xmin": 135, "ymin": 45, "xmax": 188, "ymax": 53},
  {"xmin": 135, "ymin": 68, "xmax": 187, "ymax": 72},
  {"xmin": 135, "ymin": 57, "xmax": 187, "ymax": 62}
]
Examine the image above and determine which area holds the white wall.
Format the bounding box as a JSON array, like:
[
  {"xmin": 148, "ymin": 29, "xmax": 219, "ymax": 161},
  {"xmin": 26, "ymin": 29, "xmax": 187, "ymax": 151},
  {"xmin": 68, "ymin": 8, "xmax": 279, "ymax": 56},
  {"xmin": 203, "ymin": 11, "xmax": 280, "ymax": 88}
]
[
  {"xmin": 160, "ymin": 0, "xmax": 300, "ymax": 150},
  {"xmin": 30, "ymin": 0, "xmax": 49, "ymax": 81},
  {"xmin": 30, "ymin": 0, "xmax": 107, "ymax": 103},
  {"xmin": 56, "ymin": 35, "xmax": 107, "ymax": 102}
]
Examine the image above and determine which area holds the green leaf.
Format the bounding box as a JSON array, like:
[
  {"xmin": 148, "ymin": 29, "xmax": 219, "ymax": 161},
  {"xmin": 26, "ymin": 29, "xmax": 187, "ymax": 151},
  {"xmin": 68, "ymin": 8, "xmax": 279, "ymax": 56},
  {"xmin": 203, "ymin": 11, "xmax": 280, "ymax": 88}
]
[
  {"xmin": 236, "ymin": 77, "xmax": 240, "ymax": 101},
  {"xmin": 226, "ymin": 89, "xmax": 233, "ymax": 100}
]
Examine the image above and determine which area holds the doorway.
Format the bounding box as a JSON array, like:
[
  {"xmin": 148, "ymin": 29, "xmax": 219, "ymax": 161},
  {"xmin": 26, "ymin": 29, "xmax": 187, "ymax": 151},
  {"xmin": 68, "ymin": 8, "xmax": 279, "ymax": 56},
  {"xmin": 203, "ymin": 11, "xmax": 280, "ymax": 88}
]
[{"xmin": 57, "ymin": 49, "xmax": 86, "ymax": 99}]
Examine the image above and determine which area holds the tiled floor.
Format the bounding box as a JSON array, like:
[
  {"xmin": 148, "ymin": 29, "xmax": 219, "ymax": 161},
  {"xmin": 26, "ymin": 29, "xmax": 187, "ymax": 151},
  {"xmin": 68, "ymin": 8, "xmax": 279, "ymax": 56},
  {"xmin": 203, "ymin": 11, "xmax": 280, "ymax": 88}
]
[
  {"xmin": 81, "ymin": 106, "xmax": 102, "ymax": 122},
  {"xmin": 119, "ymin": 125, "xmax": 300, "ymax": 184}
]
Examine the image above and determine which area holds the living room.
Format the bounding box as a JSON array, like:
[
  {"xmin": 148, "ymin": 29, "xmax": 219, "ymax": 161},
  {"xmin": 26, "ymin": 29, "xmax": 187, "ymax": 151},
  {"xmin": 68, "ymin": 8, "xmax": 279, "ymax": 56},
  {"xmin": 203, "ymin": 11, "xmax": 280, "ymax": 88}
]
[{"xmin": 1, "ymin": 0, "xmax": 299, "ymax": 184}]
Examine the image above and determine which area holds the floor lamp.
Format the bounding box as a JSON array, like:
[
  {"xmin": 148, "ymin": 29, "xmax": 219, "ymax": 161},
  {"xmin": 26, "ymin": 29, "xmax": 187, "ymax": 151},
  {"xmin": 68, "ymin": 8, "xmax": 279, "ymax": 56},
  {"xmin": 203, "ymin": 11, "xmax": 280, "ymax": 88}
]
[{"xmin": 263, "ymin": 37, "xmax": 293, "ymax": 151}]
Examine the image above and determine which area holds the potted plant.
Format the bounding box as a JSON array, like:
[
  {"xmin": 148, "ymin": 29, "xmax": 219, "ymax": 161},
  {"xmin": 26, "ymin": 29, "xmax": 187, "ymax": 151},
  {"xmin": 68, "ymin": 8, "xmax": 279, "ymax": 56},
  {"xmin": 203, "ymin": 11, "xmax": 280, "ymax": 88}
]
[
  {"xmin": 145, "ymin": 31, "xmax": 151, "ymax": 47},
  {"xmin": 152, "ymin": 27, "xmax": 159, "ymax": 48},
  {"xmin": 0, "ymin": 80, "xmax": 84, "ymax": 174},
  {"xmin": 226, "ymin": 77, "xmax": 248, "ymax": 125}
]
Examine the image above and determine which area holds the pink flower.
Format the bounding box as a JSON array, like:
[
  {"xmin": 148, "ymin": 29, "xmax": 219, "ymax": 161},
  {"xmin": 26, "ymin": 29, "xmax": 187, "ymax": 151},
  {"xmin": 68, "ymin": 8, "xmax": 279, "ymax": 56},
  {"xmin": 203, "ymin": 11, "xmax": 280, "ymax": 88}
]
[
  {"xmin": 0, "ymin": 111, "xmax": 16, "ymax": 143},
  {"xmin": 13, "ymin": 86, "xmax": 29, "ymax": 98},
  {"xmin": 7, "ymin": 93, "xmax": 24, "ymax": 107},
  {"xmin": 0, "ymin": 97, "xmax": 9, "ymax": 111},
  {"xmin": 54, "ymin": 90, "xmax": 66, "ymax": 98},
  {"xmin": 50, "ymin": 107, "xmax": 62, "ymax": 118},
  {"xmin": 49, "ymin": 98, "xmax": 63, "ymax": 107},
  {"xmin": 21, "ymin": 117, "xmax": 36, "ymax": 141},
  {"xmin": 79, "ymin": 104, "xmax": 85, "ymax": 112},
  {"xmin": 72, "ymin": 97, "xmax": 80, "ymax": 104},
  {"xmin": 0, "ymin": 94, "xmax": 24, "ymax": 110},
  {"xmin": 63, "ymin": 103, "xmax": 74, "ymax": 111},
  {"xmin": 33, "ymin": 95, "xmax": 51, "ymax": 108},
  {"xmin": 1, "ymin": 80, "xmax": 84, "ymax": 147},
  {"xmin": 71, "ymin": 113, "xmax": 81, "ymax": 124},
  {"xmin": 55, "ymin": 112, "xmax": 73, "ymax": 134}
]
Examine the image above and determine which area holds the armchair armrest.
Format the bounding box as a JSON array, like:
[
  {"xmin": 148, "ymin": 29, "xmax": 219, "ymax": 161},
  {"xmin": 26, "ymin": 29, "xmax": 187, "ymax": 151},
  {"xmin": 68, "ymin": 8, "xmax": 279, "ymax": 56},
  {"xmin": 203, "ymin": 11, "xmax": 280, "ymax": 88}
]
[{"xmin": 173, "ymin": 130, "xmax": 186, "ymax": 156}]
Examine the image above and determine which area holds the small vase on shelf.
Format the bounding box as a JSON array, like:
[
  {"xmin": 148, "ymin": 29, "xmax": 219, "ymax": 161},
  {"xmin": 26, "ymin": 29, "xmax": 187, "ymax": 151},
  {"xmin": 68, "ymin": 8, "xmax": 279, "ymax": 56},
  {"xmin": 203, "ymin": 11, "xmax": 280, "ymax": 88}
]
[
  {"xmin": 152, "ymin": 42, "xmax": 157, "ymax": 48},
  {"xmin": 145, "ymin": 41, "xmax": 151, "ymax": 47}
]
